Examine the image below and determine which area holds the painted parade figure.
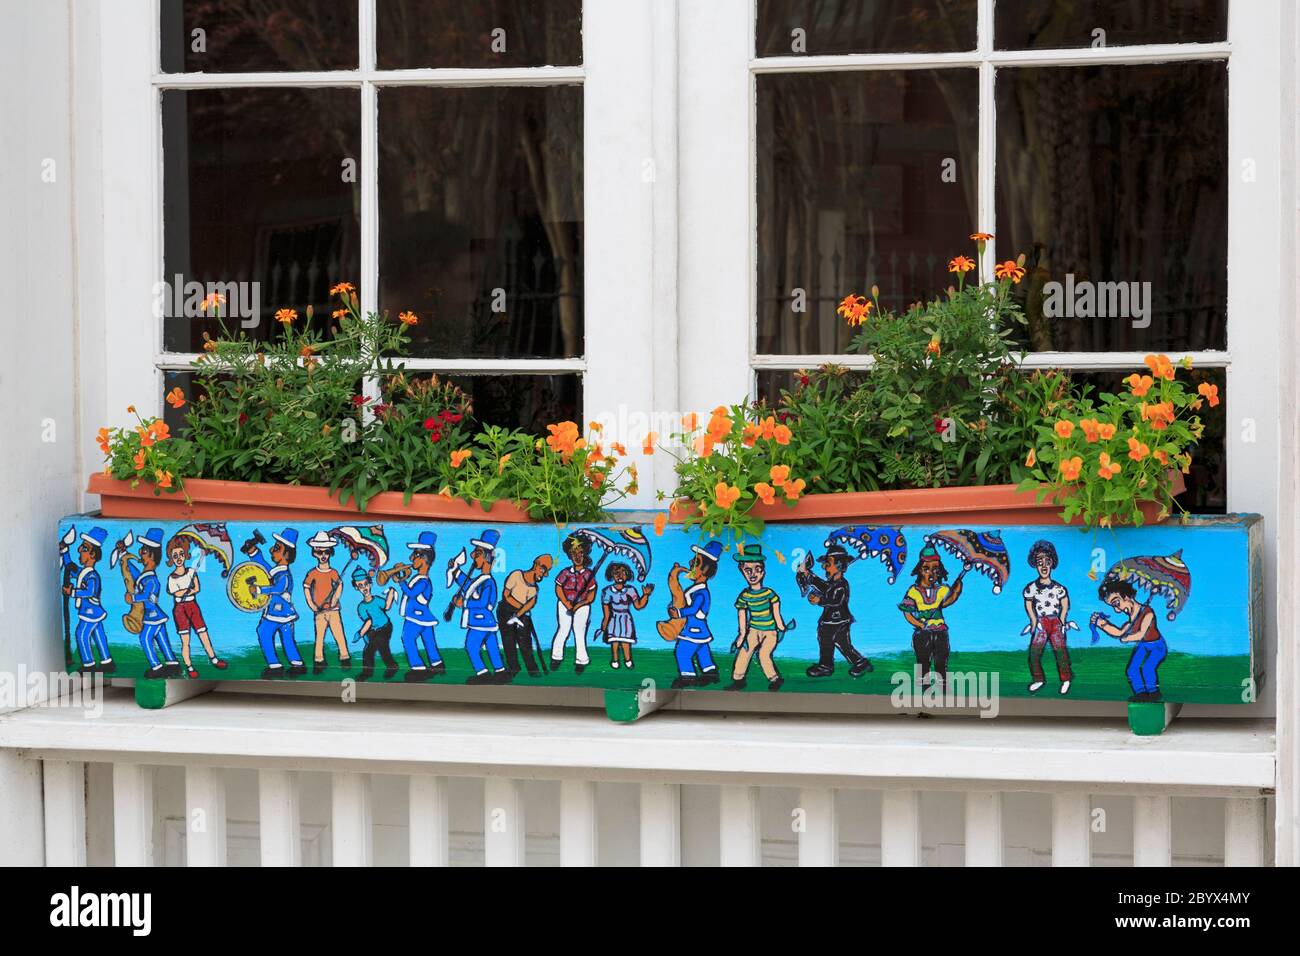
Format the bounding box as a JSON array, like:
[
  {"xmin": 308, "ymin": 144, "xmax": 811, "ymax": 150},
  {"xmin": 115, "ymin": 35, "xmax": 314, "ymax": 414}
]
[
  {"xmin": 1022, "ymin": 540, "xmax": 1073, "ymax": 695},
  {"xmin": 666, "ymin": 540, "xmax": 723, "ymax": 688},
  {"xmin": 303, "ymin": 531, "xmax": 351, "ymax": 674},
  {"xmin": 551, "ymin": 533, "xmax": 597, "ymax": 673},
  {"xmin": 59, "ymin": 525, "xmax": 114, "ymax": 673},
  {"xmin": 599, "ymin": 561, "xmax": 654, "ymax": 670},
  {"xmin": 352, "ymin": 566, "xmax": 398, "ymax": 681},
  {"xmin": 242, "ymin": 528, "xmax": 307, "ymax": 679},
  {"xmin": 119, "ymin": 528, "xmax": 181, "ymax": 679},
  {"xmin": 798, "ymin": 543, "xmax": 872, "ymax": 679},
  {"xmin": 449, "ymin": 529, "xmax": 507, "ymax": 685},
  {"xmin": 166, "ymin": 535, "xmax": 227, "ymax": 679},
  {"xmin": 499, "ymin": 554, "xmax": 553, "ymax": 677},
  {"xmin": 1092, "ymin": 580, "xmax": 1168, "ymax": 702},
  {"xmin": 898, "ymin": 545, "xmax": 963, "ymax": 686},
  {"xmin": 728, "ymin": 543, "xmax": 786, "ymax": 692},
  {"xmin": 396, "ymin": 531, "xmax": 445, "ymax": 682}
]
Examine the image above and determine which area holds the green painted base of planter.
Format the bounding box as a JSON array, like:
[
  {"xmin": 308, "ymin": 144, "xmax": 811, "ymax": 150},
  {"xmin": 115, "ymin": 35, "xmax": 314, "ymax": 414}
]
[
  {"xmin": 604, "ymin": 687, "xmax": 676, "ymax": 722},
  {"xmin": 134, "ymin": 680, "xmax": 167, "ymax": 710},
  {"xmin": 1127, "ymin": 701, "xmax": 1183, "ymax": 736}
]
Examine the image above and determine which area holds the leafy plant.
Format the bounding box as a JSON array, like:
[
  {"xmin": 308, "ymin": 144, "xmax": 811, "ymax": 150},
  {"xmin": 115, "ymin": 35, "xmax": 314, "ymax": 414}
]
[{"xmin": 97, "ymin": 406, "xmax": 194, "ymax": 498}]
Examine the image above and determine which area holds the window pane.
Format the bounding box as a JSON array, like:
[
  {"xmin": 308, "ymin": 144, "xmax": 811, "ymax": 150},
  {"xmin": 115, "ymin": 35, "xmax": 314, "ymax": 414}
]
[
  {"xmin": 377, "ymin": 86, "xmax": 583, "ymax": 360},
  {"xmin": 376, "ymin": 0, "xmax": 582, "ymax": 69},
  {"xmin": 162, "ymin": 88, "xmax": 361, "ymax": 351},
  {"xmin": 160, "ymin": 0, "xmax": 358, "ymax": 73},
  {"xmin": 425, "ymin": 373, "xmax": 581, "ymax": 432},
  {"xmin": 995, "ymin": 0, "xmax": 1227, "ymax": 50},
  {"xmin": 756, "ymin": 0, "xmax": 977, "ymax": 56},
  {"xmin": 756, "ymin": 71, "xmax": 978, "ymax": 355},
  {"xmin": 995, "ymin": 63, "xmax": 1227, "ymax": 352}
]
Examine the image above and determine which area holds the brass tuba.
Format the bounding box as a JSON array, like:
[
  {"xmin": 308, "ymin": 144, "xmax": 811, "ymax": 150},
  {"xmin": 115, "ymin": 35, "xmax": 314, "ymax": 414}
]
[
  {"xmin": 227, "ymin": 560, "xmax": 271, "ymax": 612},
  {"xmin": 655, "ymin": 563, "xmax": 689, "ymax": 642},
  {"xmin": 113, "ymin": 534, "xmax": 145, "ymax": 635}
]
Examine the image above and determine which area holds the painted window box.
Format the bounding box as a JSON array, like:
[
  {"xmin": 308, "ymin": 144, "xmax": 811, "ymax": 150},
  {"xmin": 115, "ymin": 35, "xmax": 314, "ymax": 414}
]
[{"xmin": 55, "ymin": 509, "xmax": 1262, "ymax": 736}]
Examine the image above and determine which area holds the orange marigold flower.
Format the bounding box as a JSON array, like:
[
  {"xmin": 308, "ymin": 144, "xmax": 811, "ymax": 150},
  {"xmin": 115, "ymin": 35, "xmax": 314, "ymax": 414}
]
[
  {"xmin": 926, "ymin": 337, "xmax": 941, "ymax": 358},
  {"xmin": 836, "ymin": 294, "xmax": 873, "ymax": 327},
  {"xmin": 642, "ymin": 432, "xmax": 657, "ymax": 455},
  {"xmin": 332, "ymin": 309, "xmax": 347, "ymax": 320},
  {"xmin": 274, "ymin": 308, "xmax": 297, "ymax": 325},
  {"xmin": 398, "ymin": 310, "xmax": 419, "ymax": 326},
  {"xmin": 589, "ymin": 421, "xmax": 604, "ymax": 434},
  {"xmin": 770, "ymin": 465, "xmax": 791, "ymax": 487},
  {"xmin": 1127, "ymin": 373, "xmax": 1154, "ymax": 397},
  {"xmin": 203, "ymin": 340, "xmax": 218, "ymax": 352},
  {"xmin": 970, "ymin": 232, "xmax": 995, "ymax": 242},
  {"xmin": 1054, "ymin": 419, "xmax": 1075, "ymax": 439},
  {"xmin": 165, "ymin": 387, "xmax": 186, "ymax": 409},
  {"xmin": 653, "ymin": 512, "xmax": 668, "ymax": 536},
  {"xmin": 1127, "ymin": 437, "xmax": 1150, "ymax": 462},
  {"xmin": 1197, "ymin": 382, "xmax": 1220, "ymax": 407},
  {"xmin": 947, "ymin": 255, "xmax": 976, "ymax": 274},
  {"xmin": 1059, "ymin": 456, "xmax": 1083, "ymax": 482},
  {"xmin": 753, "ymin": 482, "xmax": 777, "ymax": 506},
  {"xmin": 450, "ymin": 449, "xmax": 472, "ymax": 468},
  {"xmin": 784, "ymin": 477, "xmax": 807, "ymax": 500},
  {"xmin": 154, "ymin": 469, "xmax": 174, "ymax": 489},
  {"xmin": 330, "ymin": 282, "xmax": 356, "ymax": 296},
  {"xmin": 1097, "ymin": 452, "xmax": 1121, "ymax": 480},
  {"xmin": 589, "ymin": 469, "xmax": 606, "ymax": 489},
  {"xmin": 714, "ymin": 482, "xmax": 741, "ymax": 510},
  {"xmin": 994, "ymin": 260, "xmax": 1025, "ymax": 283},
  {"xmin": 200, "ymin": 292, "xmax": 225, "ymax": 313}
]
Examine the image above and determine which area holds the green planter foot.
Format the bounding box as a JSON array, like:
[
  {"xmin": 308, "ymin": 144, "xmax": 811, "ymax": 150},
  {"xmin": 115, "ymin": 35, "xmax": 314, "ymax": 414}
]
[
  {"xmin": 133, "ymin": 679, "xmax": 217, "ymax": 710},
  {"xmin": 605, "ymin": 687, "xmax": 677, "ymax": 722},
  {"xmin": 1128, "ymin": 700, "xmax": 1182, "ymax": 736}
]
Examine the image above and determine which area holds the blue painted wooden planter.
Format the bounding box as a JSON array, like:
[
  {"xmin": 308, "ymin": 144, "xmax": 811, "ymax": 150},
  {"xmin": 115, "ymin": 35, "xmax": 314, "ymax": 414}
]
[{"xmin": 54, "ymin": 512, "xmax": 1263, "ymax": 734}]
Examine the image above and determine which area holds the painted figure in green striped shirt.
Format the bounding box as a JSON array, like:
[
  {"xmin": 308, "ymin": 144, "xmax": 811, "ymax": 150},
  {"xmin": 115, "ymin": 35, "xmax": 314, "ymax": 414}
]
[{"xmin": 727, "ymin": 543, "xmax": 786, "ymax": 692}]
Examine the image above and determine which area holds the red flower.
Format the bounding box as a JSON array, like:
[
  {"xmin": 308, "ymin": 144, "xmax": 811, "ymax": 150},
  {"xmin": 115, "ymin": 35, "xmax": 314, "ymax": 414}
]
[
  {"xmin": 238, "ymin": 413, "xmax": 249, "ymax": 426},
  {"xmin": 351, "ymin": 394, "xmax": 369, "ymax": 408},
  {"xmin": 423, "ymin": 417, "xmax": 439, "ymax": 431},
  {"xmin": 439, "ymin": 411, "xmax": 463, "ymax": 424},
  {"xmin": 933, "ymin": 416, "xmax": 949, "ymax": 434}
]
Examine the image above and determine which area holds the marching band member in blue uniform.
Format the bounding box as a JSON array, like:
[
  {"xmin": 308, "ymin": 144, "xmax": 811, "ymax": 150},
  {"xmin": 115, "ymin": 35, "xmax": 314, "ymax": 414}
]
[
  {"xmin": 449, "ymin": 529, "xmax": 508, "ymax": 685},
  {"xmin": 124, "ymin": 528, "xmax": 181, "ymax": 679},
  {"xmin": 670, "ymin": 541, "xmax": 723, "ymax": 688},
  {"xmin": 242, "ymin": 528, "xmax": 307, "ymax": 679},
  {"xmin": 60, "ymin": 526, "xmax": 115, "ymax": 673},
  {"xmin": 397, "ymin": 531, "xmax": 445, "ymax": 682}
]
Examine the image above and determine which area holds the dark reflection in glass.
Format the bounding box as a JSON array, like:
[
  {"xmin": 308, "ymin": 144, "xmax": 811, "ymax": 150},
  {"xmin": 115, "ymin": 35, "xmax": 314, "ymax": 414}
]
[
  {"xmin": 160, "ymin": 0, "xmax": 358, "ymax": 73},
  {"xmin": 377, "ymin": 86, "xmax": 583, "ymax": 360},
  {"xmin": 1071, "ymin": 369, "xmax": 1225, "ymax": 514},
  {"xmin": 162, "ymin": 88, "xmax": 361, "ymax": 351},
  {"xmin": 377, "ymin": 0, "xmax": 582, "ymax": 68},
  {"xmin": 756, "ymin": 71, "xmax": 978, "ymax": 355},
  {"xmin": 756, "ymin": 0, "xmax": 976, "ymax": 56},
  {"xmin": 995, "ymin": 63, "xmax": 1227, "ymax": 353},
  {"xmin": 431, "ymin": 373, "xmax": 581, "ymax": 433},
  {"xmin": 162, "ymin": 371, "xmax": 204, "ymax": 435},
  {"xmin": 995, "ymin": 0, "xmax": 1227, "ymax": 50}
]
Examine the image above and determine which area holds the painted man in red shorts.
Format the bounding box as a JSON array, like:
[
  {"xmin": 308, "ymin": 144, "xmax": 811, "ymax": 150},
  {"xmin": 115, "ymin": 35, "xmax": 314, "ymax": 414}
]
[{"xmin": 166, "ymin": 535, "xmax": 228, "ymax": 679}]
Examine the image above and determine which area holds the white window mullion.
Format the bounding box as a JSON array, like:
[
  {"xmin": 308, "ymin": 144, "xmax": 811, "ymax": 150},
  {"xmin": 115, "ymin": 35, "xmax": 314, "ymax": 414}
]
[
  {"xmin": 359, "ymin": 0, "xmax": 380, "ymax": 408},
  {"xmin": 977, "ymin": 0, "xmax": 996, "ymax": 270}
]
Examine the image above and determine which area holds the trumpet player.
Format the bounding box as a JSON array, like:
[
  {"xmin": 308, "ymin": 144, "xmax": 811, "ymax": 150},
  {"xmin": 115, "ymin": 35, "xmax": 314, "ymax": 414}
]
[
  {"xmin": 60, "ymin": 526, "xmax": 114, "ymax": 672},
  {"xmin": 352, "ymin": 566, "xmax": 398, "ymax": 681},
  {"xmin": 396, "ymin": 531, "xmax": 445, "ymax": 682},
  {"xmin": 123, "ymin": 528, "xmax": 181, "ymax": 679},
  {"xmin": 243, "ymin": 528, "xmax": 307, "ymax": 679}
]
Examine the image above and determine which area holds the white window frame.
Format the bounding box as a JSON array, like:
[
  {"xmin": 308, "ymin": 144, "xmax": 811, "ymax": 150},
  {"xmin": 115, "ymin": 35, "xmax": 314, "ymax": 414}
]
[
  {"xmin": 677, "ymin": 0, "xmax": 1288, "ymax": 720},
  {"xmin": 91, "ymin": 0, "xmax": 667, "ymax": 507}
]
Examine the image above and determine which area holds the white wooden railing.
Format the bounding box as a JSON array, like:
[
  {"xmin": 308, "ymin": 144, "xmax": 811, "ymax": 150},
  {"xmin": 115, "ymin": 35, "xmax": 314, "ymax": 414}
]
[{"xmin": 0, "ymin": 688, "xmax": 1276, "ymax": 866}]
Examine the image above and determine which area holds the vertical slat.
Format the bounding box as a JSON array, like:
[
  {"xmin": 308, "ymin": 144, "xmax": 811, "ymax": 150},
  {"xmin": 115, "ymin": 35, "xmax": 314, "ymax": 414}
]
[
  {"xmin": 1051, "ymin": 792, "xmax": 1092, "ymax": 866},
  {"xmin": 483, "ymin": 776, "xmax": 526, "ymax": 866},
  {"xmin": 331, "ymin": 771, "xmax": 373, "ymax": 867},
  {"xmin": 408, "ymin": 774, "xmax": 450, "ymax": 867},
  {"xmin": 881, "ymin": 790, "xmax": 922, "ymax": 867},
  {"xmin": 112, "ymin": 762, "xmax": 154, "ymax": 867},
  {"xmin": 184, "ymin": 765, "xmax": 227, "ymax": 867},
  {"xmin": 797, "ymin": 787, "xmax": 838, "ymax": 867},
  {"xmin": 1133, "ymin": 795, "xmax": 1173, "ymax": 867},
  {"xmin": 639, "ymin": 782, "xmax": 681, "ymax": 867},
  {"xmin": 259, "ymin": 769, "xmax": 301, "ymax": 866},
  {"xmin": 1224, "ymin": 797, "xmax": 1266, "ymax": 866},
  {"xmin": 560, "ymin": 779, "xmax": 598, "ymax": 867},
  {"xmin": 964, "ymin": 791, "xmax": 1003, "ymax": 867},
  {"xmin": 719, "ymin": 785, "xmax": 762, "ymax": 867},
  {"xmin": 43, "ymin": 760, "xmax": 87, "ymax": 866}
]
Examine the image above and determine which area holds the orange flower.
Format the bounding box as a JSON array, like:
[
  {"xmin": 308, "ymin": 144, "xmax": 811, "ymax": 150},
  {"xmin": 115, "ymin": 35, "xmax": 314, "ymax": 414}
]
[
  {"xmin": 1054, "ymin": 419, "xmax": 1074, "ymax": 439},
  {"xmin": 546, "ymin": 421, "xmax": 581, "ymax": 459},
  {"xmin": 970, "ymin": 232, "xmax": 995, "ymax": 243},
  {"xmin": 1127, "ymin": 437, "xmax": 1150, "ymax": 462},
  {"xmin": 714, "ymin": 482, "xmax": 741, "ymax": 510},
  {"xmin": 138, "ymin": 428, "xmax": 155, "ymax": 449},
  {"xmin": 589, "ymin": 469, "xmax": 606, "ymax": 489},
  {"xmin": 706, "ymin": 409, "xmax": 732, "ymax": 442},
  {"xmin": 741, "ymin": 423, "xmax": 762, "ymax": 447},
  {"xmin": 332, "ymin": 309, "xmax": 347, "ymax": 320},
  {"xmin": 926, "ymin": 337, "xmax": 941, "ymax": 358},
  {"xmin": 611, "ymin": 442, "xmax": 627, "ymax": 457},
  {"xmin": 300, "ymin": 344, "xmax": 315, "ymax": 359},
  {"xmin": 784, "ymin": 478, "xmax": 807, "ymax": 500},
  {"xmin": 993, "ymin": 260, "xmax": 1025, "ymax": 283},
  {"xmin": 1143, "ymin": 353, "xmax": 1175, "ymax": 381},
  {"xmin": 200, "ymin": 292, "xmax": 225, "ymax": 313},
  {"xmin": 1141, "ymin": 402, "xmax": 1175, "ymax": 430},
  {"xmin": 398, "ymin": 311, "xmax": 419, "ymax": 327},
  {"xmin": 165, "ymin": 387, "xmax": 186, "ymax": 409},
  {"xmin": 770, "ymin": 465, "xmax": 790, "ymax": 487},
  {"xmin": 1126, "ymin": 373, "xmax": 1154, "ymax": 397},
  {"xmin": 758, "ymin": 416, "xmax": 778, "ymax": 441},
  {"xmin": 150, "ymin": 421, "xmax": 171, "ymax": 441},
  {"xmin": 274, "ymin": 308, "xmax": 297, "ymax": 325},
  {"xmin": 1154, "ymin": 449, "xmax": 1169, "ymax": 466},
  {"xmin": 947, "ymin": 256, "xmax": 976, "ymax": 275},
  {"xmin": 681, "ymin": 412, "xmax": 699, "ymax": 432},
  {"xmin": 773, "ymin": 424, "xmax": 792, "ymax": 445},
  {"xmin": 642, "ymin": 432, "xmax": 657, "ymax": 455},
  {"xmin": 330, "ymin": 282, "xmax": 356, "ymax": 296},
  {"xmin": 1024, "ymin": 447, "xmax": 1037, "ymax": 468},
  {"xmin": 753, "ymin": 482, "xmax": 777, "ymax": 506},
  {"xmin": 1097, "ymin": 452, "xmax": 1121, "ymax": 480},
  {"xmin": 154, "ymin": 470, "xmax": 174, "ymax": 489},
  {"xmin": 132, "ymin": 450, "xmax": 146, "ymax": 472},
  {"xmin": 1059, "ymin": 456, "xmax": 1083, "ymax": 482},
  {"xmin": 498, "ymin": 453, "xmax": 512, "ymax": 474},
  {"xmin": 1198, "ymin": 382, "xmax": 1220, "ymax": 407},
  {"xmin": 692, "ymin": 434, "xmax": 716, "ymax": 459},
  {"xmin": 127, "ymin": 405, "xmax": 136, "ymax": 414},
  {"xmin": 450, "ymin": 449, "xmax": 472, "ymax": 468},
  {"xmin": 96, "ymin": 427, "xmax": 112, "ymax": 454},
  {"xmin": 1096, "ymin": 422, "xmax": 1116, "ymax": 441},
  {"xmin": 836, "ymin": 294, "xmax": 873, "ymax": 326},
  {"xmin": 653, "ymin": 512, "xmax": 668, "ymax": 536},
  {"xmin": 589, "ymin": 421, "xmax": 604, "ymax": 434}
]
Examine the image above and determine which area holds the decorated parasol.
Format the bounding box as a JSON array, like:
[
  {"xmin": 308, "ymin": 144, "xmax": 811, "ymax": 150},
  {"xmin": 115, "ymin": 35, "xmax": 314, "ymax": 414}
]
[
  {"xmin": 327, "ymin": 525, "xmax": 390, "ymax": 570},
  {"xmin": 824, "ymin": 525, "xmax": 908, "ymax": 585},
  {"xmin": 924, "ymin": 529, "xmax": 1011, "ymax": 594},
  {"xmin": 174, "ymin": 522, "xmax": 235, "ymax": 578},
  {"xmin": 1103, "ymin": 550, "xmax": 1192, "ymax": 622},
  {"xmin": 574, "ymin": 526, "xmax": 653, "ymax": 581}
]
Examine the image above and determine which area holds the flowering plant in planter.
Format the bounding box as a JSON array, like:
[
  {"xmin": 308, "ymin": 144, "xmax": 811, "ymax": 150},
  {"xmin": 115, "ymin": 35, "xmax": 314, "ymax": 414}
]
[
  {"xmin": 1021, "ymin": 354, "xmax": 1215, "ymax": 527},
  {"xmin": 98, "ymin": 406, "xmax": 195, "ymax": 497}
]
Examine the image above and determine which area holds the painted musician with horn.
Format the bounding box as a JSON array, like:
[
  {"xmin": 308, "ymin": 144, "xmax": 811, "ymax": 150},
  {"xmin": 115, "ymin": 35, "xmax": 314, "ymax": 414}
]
[
  {"xmin": 59, "ymin": 525, "xmax": 114, "ymax": 672},
  {"xmin": 115, "ymin": 527, "xmax": 181, "ymax": 678},
  {"xmin": 392, "ymin": 531, "xmax": 445, "ymax": 682}
]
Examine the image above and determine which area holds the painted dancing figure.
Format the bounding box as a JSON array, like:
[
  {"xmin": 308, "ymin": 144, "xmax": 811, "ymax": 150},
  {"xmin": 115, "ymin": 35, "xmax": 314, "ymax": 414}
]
[
  {"xmin": 449, "ymin": 529, "xmax": 508, "ymax": 685},
  {"xmin": 499, "ymin": 554, "xmax": 554, "ymax": 677},
  {"xmin": 1022, "ymin": 540, "xmax": 1073, "ymax": 695},
  {"xmin": 727, "ymin": 543, "xmax": 786, "ymax": 692},
  {"xmin": 166, "ymin": 534, "xmax": 227, "ymax": 679},
  {"xmin": 898, "ymin": 545, "xmax": 963, "ymax": 687},
  {"xmin": 799, "ymin": 543, "xmax": 872, "ymax": 679},
  {"xmin": 352, "ymin": 566, "xmax": 399, "ymax": 681},
  {"xmin": 1092, "ymin": 580, "xmax": 1168, "ymax": 703}
]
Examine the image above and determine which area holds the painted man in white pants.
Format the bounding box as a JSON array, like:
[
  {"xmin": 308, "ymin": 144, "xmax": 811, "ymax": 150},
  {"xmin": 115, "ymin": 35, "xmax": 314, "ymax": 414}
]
[{"xmin": 550, "ymin": 532, "xmax": 597, "ymax": 674}]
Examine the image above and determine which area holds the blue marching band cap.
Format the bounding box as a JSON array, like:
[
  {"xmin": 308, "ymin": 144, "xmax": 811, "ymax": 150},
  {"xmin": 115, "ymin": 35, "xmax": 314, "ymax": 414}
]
[
  {"xmin": 273, "ymin": 528, "xmax": 298, "ymax": 548},
  {"xmin": 471, "ymin": 528, "xmax": 500, "ymax": 551},
  {"xmin": 351, "ymin": 566, "xmax": 371, "ymax": 583},
  {"xmin": 692, "ymin": 540, "xmax": 724, "ymax": 563},
  {"xmin": 138, "ymin": 527, "xmax": 164, "ymax": 549},
  {"xmin": 407, "ymin": 531, "xmax": 438, "ymax": 551},
  {"xmin": 81, "ymin": 527, "xmax": 108, "ymax": 549}
]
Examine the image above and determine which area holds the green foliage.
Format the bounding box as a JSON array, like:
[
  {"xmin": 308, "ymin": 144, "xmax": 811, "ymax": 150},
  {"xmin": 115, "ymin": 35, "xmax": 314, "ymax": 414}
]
[{"xmin": 97, "ymin": 409, "xmax": 195, "ymax": 497}]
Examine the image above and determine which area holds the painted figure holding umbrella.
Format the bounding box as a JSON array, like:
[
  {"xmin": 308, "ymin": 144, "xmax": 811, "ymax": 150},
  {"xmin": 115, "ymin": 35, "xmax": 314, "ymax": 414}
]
[
  {"xmin": 898, "ymin": 545, "xmax": 963, "ymax": 687},
  {"xmin": 1091, "ymin": 550, "xmax": 1191, "ymax": 702}
]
